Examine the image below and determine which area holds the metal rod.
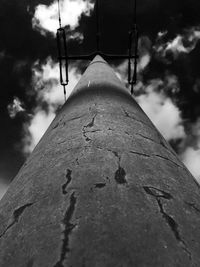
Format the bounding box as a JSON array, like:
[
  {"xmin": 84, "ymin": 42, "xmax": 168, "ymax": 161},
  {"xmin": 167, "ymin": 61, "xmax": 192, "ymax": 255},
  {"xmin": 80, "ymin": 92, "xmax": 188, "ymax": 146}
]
[
  {"xmin": 56, "ymin": 30, "xmax": 63, "ymax": 85},
  {"xmin": 96, "ymin": 0, "xmax": 100, "ymax": 51},
  {"xmin": 128, "ymin": 31, "xmax": 133, "ymax": 84},
  {"xmin": 129, "ymin": 0, "xmax": 138, "ymax": 94},
  {"xmin": 56, "ymin": 0, "xmax": 139, "ymax": 96},
  {"xmin": 62, "ymin": 29, "xmax": 69, "ymax": 85},
  {"xmin": 132, "ymin": 24, "xmax": 138, "ymax": 88},
  {"xmin": 63, "ymin": 85, "xmax": 67, "ymax": 101},
  {"xmin": 57, "ymin": 0, "xmax": 62, "ymax": 28},
  {"xmin": 134, "ymin": 0, "xmax": 137, "ymax": 25},
  {"xmin": 59, "ymin": 53, "xmax": 138, "ymax": 61}
]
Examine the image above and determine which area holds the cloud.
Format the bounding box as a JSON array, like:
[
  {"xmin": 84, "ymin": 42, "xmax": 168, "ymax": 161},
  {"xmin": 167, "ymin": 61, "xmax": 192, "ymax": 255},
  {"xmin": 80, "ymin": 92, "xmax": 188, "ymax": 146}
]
[
  {"xmin": 154, "ymin": 26, "xmax": 200, "ymax": 60},
  {"xmin": 138, "ymin": 53, "xmax": 151, "ymax": 72},
  {"xmin": 7, "ymin": 97, "xmax": 25, "ymax": 119},
  {"xmin": 112, "ymin": 36, "xmax": 152, "ymax": 87},
  {"xmin": 179, "ymin": 118, "xmax": 200, "ymax": 182},
  {"xmin": 166, "ymin": 35, "xmax": 189, "ymax": 54},
  {"xmin": 23, "ymin": 109, "xmax": 55, "ymax": 154},
  {"xmin": 32, "ymin": 0, "xmax": 94, "ymax": 35},
  {"xmin": 182, "ymin": 147, "xmax": 200, "ymax": 183},
  {"xmin": 32, "ymin": 56, "xmax": 81, "ymax": 105},
  {"xmin": 136, "ymin": 36, "xmax": 152, "ymax": 72},
  {"xmin": 136, "ymin": 80, "xmax": 185, "ymax": 141}
]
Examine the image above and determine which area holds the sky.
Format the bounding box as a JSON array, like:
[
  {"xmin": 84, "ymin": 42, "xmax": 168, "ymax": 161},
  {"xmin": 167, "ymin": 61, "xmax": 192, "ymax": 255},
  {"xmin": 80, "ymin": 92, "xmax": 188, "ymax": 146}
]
[{"xmin": 0, "ymin": 0, "xmax": 200, "ymax": 199}]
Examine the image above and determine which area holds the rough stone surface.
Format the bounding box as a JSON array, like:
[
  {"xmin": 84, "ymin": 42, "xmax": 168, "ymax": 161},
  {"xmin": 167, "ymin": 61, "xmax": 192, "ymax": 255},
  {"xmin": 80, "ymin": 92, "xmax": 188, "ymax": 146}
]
[{"xmin": 0, "ymin": 56, "xmax": 200, "ymax": 267}]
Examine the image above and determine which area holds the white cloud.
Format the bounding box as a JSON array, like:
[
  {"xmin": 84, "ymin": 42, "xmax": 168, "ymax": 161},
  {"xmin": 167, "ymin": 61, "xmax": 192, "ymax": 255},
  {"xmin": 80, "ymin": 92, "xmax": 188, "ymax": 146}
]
[
  {"xmin": 113, "ymin": 35, "xmax": 152, "ymax": 86},
  {"xmin": 32, "ymin": 0, "xmax": 94, "ymax": 35},
  {"xmin": 136, "ymin": 81, "xmax": 185, "ymax": 141},
  {"xmin": 113, "ymin": 53, "xmax": 151, "ymax": 86},
  {"xmin": 157, "ymin": 31, "xmax": 168, "ymax": 38},
  {"xmin": 7, "ymin": 97, "xmax": 25, "ymax": 119},
  {"xmin": 23, "ymin": 109, "xmax": 55, "ymax": 154},
  {"xmin": 164, "ymin": 74, "xmax": 180, "ymax": 94},
  {"xmin": 154, "ymin": 26, "xmax": 200, "ymax": 59},
  {"xmin": 33, "ymin": 57, "xmax": 80, "ymax": 105},
  {"xmin": 188, "ymin": 118, "xmax": 200, "ymax": 148},
  {"xmin": 182, "ymin": 147, "xmax": 200, "ymax": 183},
  {"xmin": 166, "ymin": 35, "xmax": 188, "ymax": 54},
  {"xmin": 112, "ymin": 60, "xmax": 128, "ymax": 82},
  {"xmin": 180, "ymin": 118, "xmax": 200, "ymax": 182},
  {"xmin": 137, "ymin": 53, "xmax": 151, "ymax": 72}
]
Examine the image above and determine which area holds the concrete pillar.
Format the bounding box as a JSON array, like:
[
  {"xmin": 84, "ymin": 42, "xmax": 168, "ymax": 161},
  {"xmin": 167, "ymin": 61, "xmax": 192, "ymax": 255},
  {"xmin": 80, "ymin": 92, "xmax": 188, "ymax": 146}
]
[{"xmin": 0, "ymin": 55, "xmax": 200, "ymax": 267}]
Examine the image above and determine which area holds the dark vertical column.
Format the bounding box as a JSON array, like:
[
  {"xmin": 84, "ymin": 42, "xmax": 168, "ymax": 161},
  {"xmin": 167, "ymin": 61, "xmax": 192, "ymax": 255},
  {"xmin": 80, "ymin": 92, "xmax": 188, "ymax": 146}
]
[{"xmin": 0, "ymin": 55, "xmax": 200, "ymax": 267}]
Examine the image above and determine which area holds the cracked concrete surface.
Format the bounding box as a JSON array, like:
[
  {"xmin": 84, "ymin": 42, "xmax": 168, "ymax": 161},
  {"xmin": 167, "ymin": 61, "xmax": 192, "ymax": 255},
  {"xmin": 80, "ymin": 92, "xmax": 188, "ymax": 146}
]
[
  {"xmin": 54, "ymin": 192, "xmax": 77, "ymax": 267},
  {"xmin": 143, "ymin": 186, "xmax": 192, "ymax": 260},
  {"xmin": 62, "ymin": 169, "xmax": 72, "ymax": 195},
  {"xmin": 0, "ymin": 203, "xmax": 34, "ymax": 239},
  {"xmin": 0, "ymin": 56, "xmax": 200, "ymax": 266},
  {"xmin": 82, "ymin": 114, "xmax": 97, "ymax": 143}
]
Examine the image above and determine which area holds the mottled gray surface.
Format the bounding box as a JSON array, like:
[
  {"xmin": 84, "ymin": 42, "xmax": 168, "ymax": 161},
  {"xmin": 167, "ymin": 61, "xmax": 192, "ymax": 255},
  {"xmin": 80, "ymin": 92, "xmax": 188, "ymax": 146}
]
[{"xmin": 0, "ymin": 56, "xmax": 200, "ymax": 267}]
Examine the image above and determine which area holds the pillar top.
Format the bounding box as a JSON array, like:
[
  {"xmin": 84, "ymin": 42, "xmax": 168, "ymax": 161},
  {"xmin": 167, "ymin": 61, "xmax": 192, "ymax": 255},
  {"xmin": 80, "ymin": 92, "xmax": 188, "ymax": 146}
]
[
  {"xmin": 69, "ymin": 54, "xmax": 130, "ymax": 99},
  {"xmin": 89, "ymin": 54, "xmax": 108, "ymax": 66}
]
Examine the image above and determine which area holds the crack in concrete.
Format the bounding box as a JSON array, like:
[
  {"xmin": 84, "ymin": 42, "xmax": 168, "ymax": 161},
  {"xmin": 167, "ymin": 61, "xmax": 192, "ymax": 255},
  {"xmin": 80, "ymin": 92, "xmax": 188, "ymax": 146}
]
[
  {"xmin": 108, "ymin": 127, "xmax": 114, "ymax": 131},
  {"xmin": 135, "ymin": 133, "xmax": 156, "ymax": 143},
  {"xmin": 153, "ymin": 154, "xmax": 182, "ymax": 168},
  {"xmin": 159, "ymin": 138, "xmax": 172, "ymax": 152},
  {"xmin": 115, "ymin": 166, "xmax": 127, "ymax": 185},
  {"xmin": 122, "ymin": 109, "xmax": 180, "ymax": 160},
  {"xmin": 0, "ymin": 203, "xmax": 34, "ymax": 238},
  {"xmin": 106, "ymin": 176, "xmax": 111, "ymax": 183},
  {"xmin": 85, "ymin": 114, "xmax": 97, "ymax": 128},
  {"xmin": 54, "ymin": 114, "xmax": 88, "ymax": 132},
  {"xmin": 82, "ymin": 114, "xmax": 97, "ymax": 142},
  {"xmin": 108, "ymin": 149, "xmax": 119, "ymax": 158},
  {"xmin": 129, "ymin": 151, "xmax": 150, "ymax": 158},
  {"xmin": 112, "ymin": 151, "xmax": 127, "ymax": 185},
  {"xmin": 57, "ymin": 140, "xmax": 66, "ymax": 145},
  {"xmin": 85, "ymin": 129, "xmax": 102, "ymax": 134},
  {"xmin": 122, "ymin": 108, "xmax": 137, "ymax": 119},
  {"xmin": 94, "ymin": 183, "xmax": 106, "ymax": 189},
  {"xmin": 122, "ymin": 108, "xmax": 153, "ymax": 130},
  {"xmin": 82, "ymin": 124, "xmax": 91, "ymax": 141},
  {"xmin": 85, "ymin": 144, "xmax": 181, "ymax": 171},
  {"xmin": 143, "ymin": 186, "xmax": 172, "ymax": 200},
  {"xmin": 185, "ymin": 202, "xmax": 200, "ymax": 213},
  {"xmin": 53, "ymin": 122, "xmax": 59, "ymax": 129},
  {"xmin": 143, "ymin": 186, "xmax": 192, "ymax": 261},
  {"xmin": 54, "ymin": 192, "xmax": 77, "ymax": 267},
  {"xmin": 94, "ymin": 146, "xmax": 127, "ymax": 185},
  {"xmin": 67, "ymin": 114, "xmax": 87, "ymax": 122},
  {"xmin": 82, "ymin": 131, "xmax": 91, "ymax": 142},
  {"xmin": 125, "ymin": 132, "xmax": 173, "ymax": 156},
  {"xmin": 62, "ymin": 169, "xmax": 72, "ymax": 195},
  {"xmin": 136, "ymin": 133, "xmax": 167, "ymax": 150}
]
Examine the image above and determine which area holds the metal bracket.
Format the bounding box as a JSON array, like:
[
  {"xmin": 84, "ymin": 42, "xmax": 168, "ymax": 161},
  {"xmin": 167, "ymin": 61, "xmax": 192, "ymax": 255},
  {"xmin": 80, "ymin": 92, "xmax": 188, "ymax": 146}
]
[{"xmin": 56, "ymin": 0, "xmax": 138, "ymax": 98}]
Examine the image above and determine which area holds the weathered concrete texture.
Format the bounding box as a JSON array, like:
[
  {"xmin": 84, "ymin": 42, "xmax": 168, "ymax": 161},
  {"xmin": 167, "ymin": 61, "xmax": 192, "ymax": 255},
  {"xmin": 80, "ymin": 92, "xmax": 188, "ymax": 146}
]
[{"xmin": 0, "ymin": 56, "xmax": 200, "ymax": 267}]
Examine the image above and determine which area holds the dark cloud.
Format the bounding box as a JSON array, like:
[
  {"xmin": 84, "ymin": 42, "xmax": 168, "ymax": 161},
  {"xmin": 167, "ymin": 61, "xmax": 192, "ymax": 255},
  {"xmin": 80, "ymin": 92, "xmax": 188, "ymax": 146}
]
[
  {"xmin": 138, "ymin": 0, "xmax": 200, "ymax": 37},
  {"xmin": 0, "ymin": 0, "xmax": 56, "ymax": 181},
  {"xmin": 132, "ymin": 0, "xmax": 200, "ymax": 122}
]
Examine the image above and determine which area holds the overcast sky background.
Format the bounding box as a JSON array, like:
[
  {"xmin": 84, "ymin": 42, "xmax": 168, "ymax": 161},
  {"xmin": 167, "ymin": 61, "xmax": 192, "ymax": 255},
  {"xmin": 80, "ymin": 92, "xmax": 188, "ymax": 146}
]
[{"xmin": 0, "ymin": 0, "xmax": 200, "ymax": 199}]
